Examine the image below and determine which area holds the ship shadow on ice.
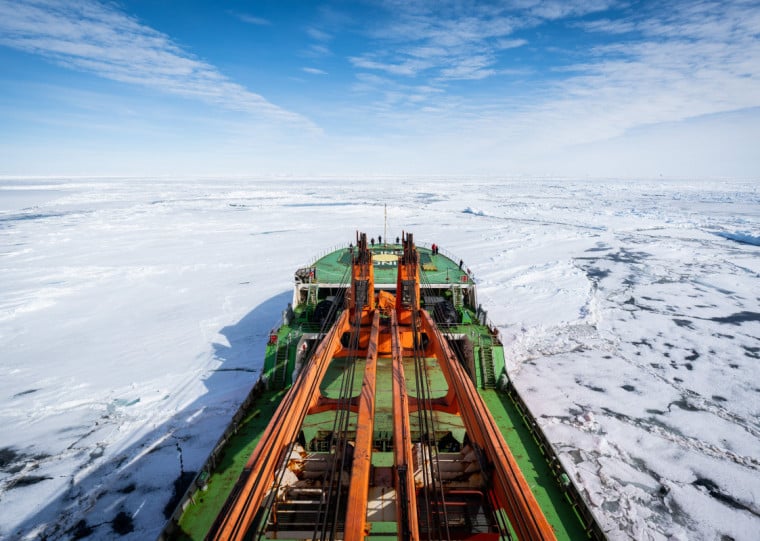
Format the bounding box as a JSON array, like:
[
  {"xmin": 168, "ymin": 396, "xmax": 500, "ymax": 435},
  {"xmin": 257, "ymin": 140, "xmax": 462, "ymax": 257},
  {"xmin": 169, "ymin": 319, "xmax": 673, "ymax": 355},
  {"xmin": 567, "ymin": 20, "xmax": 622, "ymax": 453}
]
[
  {"xmin": 211, "ymin": 290, "xmax": 293, "ymax": 371},
  {"xmin": 10, "ymin": 291, "xmax": 292, "ymax": 540}
]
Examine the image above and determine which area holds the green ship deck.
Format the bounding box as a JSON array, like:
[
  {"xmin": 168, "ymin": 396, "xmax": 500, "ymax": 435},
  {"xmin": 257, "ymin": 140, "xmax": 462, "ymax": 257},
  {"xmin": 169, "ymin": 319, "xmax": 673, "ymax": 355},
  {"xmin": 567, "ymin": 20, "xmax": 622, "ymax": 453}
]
[
  {"xmin": 311, "ymin": 244, "xmax": 470, "ymax": 286},
  {"xmin": 162, "ymin": 241, "xmax": 604, "ymax": 541}
]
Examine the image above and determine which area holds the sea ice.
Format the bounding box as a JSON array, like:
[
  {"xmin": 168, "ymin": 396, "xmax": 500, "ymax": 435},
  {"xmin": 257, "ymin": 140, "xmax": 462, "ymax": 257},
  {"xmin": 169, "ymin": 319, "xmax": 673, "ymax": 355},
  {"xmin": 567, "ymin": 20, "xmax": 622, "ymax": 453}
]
[{"xmin": 0, "ymin": 177, "xmax": 757, "ymax": 540}]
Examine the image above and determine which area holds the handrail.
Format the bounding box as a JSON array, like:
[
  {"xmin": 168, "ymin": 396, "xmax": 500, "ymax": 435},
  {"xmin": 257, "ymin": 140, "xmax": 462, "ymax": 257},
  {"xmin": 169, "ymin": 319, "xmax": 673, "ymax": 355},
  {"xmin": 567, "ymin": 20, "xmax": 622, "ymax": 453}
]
[{"xmin": 301, "ymin": 239, "xmax": 479, "ymax": 284}]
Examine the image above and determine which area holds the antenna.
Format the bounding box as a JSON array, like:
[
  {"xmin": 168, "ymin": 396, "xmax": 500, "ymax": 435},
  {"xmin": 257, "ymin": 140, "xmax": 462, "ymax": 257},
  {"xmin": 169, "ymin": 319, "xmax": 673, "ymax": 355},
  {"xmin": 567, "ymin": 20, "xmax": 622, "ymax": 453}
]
[{"xmin": 384, "ymin": 204, "xmax": 387, "ymax": 247}]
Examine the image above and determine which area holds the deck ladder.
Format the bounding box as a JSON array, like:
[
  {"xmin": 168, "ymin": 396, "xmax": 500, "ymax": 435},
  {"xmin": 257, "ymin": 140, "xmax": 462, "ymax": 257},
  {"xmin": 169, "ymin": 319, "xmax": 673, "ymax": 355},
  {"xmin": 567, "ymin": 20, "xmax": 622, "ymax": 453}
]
[
  {"xmin": 306, "ymin": 283, "xmax": 319, "ymax": 316},
  {"xmin": 307, "ymin": 283, "xmax": 319, "ymax": 307},
  {"xmin": 479, "ymin": 337, "xmax": 497, "ymax": 389},
  {"xmin": 271, "ymin": 333, "xmax": 291, "ymax": 388},
  {"xmin": 451, "ymin": 285, "xmax": 464, "ymax": 309}
]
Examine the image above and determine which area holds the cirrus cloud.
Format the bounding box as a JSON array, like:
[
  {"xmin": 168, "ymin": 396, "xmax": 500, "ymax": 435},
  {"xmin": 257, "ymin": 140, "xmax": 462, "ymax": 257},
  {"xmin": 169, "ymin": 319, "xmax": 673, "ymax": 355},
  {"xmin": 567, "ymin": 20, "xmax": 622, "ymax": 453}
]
[{"xmin": 0, "ymin": 0, "xmax": 315, "ymax": 128}]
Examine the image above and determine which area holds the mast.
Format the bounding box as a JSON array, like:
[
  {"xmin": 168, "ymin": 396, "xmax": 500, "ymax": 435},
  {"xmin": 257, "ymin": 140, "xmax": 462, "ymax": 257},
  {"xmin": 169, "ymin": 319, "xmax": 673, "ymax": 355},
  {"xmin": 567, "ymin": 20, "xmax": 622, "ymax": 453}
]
[{"xmin": 384, "ymin": 203, "xmax": 387, "ymax": 246}]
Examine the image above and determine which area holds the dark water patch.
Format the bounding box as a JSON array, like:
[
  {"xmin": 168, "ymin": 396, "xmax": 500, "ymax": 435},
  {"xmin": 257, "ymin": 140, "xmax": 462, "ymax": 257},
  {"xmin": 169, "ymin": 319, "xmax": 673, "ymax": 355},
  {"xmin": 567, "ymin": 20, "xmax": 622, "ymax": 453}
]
[
  {"xmin": 0, "ymin": 447, "xmax": 49, "ymax": 474},
  {"xmin": 712, "ymin": 395, "xmax": 727, "ymax": 402},
  {"xmin": 212, "ymin": 367, "xmax": 257, "ymax": 373},
  {"xmin": 111, "ymin": 511, "xmax": 134, "ymax": 535},
  {"xmin": 641, "ymin": 296, "xmax": 665, "ymax": 302},
  {"xmin": 415, "ymin": 192, "xmax": 447, "ymax": 203},
  {"xmin": 621, "ymin": 384, "xmax": 636, "ymax": 392},
  {"xmin": 663, "ymin": 342, "xmax": 675, "ymax": 349},
  {"xmin": 710, "ymin": 311, "xmax": 760, "ymax": 325},
  {"xmin": 684, "ymin": 363, "xmax": 693, "ymax": 371},
  {"xmin": 729, "ymin": 363, "xmax": 740, "ymax": 369},
  {"xmin": 250, "ymin": 229, "xmax": 295, "ymax": 236},
  {"xmin": 89, "ymin": 445, "xmax": 105, "ymax": 461},
  {"xmin": 624, "ymin": 296, "xmax": 636, "ymax": 305},
  {"xmin": 69, "ymin": 520, "xmax": 94, "ymax": 539},
  {"xmin": 13, "ymin": 474, "xmax": 53, "ymax": 487},
  {"xmin": 606, "ymin": 248, "xmax": 652, "ymax": 264},
  {"xmin": 585, "ymin": 267, "xmax": 610, "ymax": 280},
  {"xmin": 575, "ymin": 378, "xmax": 605, "ymax": 393},
  {"xmin": 650, "ymin": 363, "xmax": 662, "ymax": 368},
  {"xmin": 119, "ymin": 482, "xmax": 136, "ymax": 494},
  {"xmin": 0, "ymin": 211, "xmax": 68, "ymax": 223},
  {"xmin": 673, "ymin": 318, "xmax": 695, "ymax": 329},
  {"xmin": 742, "ymin": 346, "xmax": 759, "ymax": 359},
  {"xmin": 714, "ymin": 231, "xmax": 760, "ymax": 246},
  {"xmin": 668, "ymin": 398, "xmax": 699, "ymax": 412},
  {"xmin": 0, "ymin": 447, "xmax": 22, "ymax": 471},
  {"xmin": 693, "ymin": 477, "xmax": 760, "ymax": 516},
  {"xmin": 643, "ymin": 415, "xmax": 687, "ymax": 438},
  {"xmin": 713, "ymin": 333, "xmax": 734, "ymax": 339},
  {"xmin": 12, "ymin": 388, "xmax": 38, "ymax": 398},
  {"xmin": 462, "ymin": 207, "xmax": 485, "ymax": 216},
  {"xmin": 585, "ymin": 244, "xmax": 611, "ymax": 252},
  {"xmin": 632, "ymin": 338, "xmax": 653, "ymax": 349},
  {"xmin": 646, "ymin": 408, "xmax": 666, "ymax": 415},
  {"xmin": 685, "ymin": 349, "xmax": 700, "ymax": 361},
  {"xmin": 163, "ymin": 470, "xmax": 197, "ymax": 518},
  {"xmin": 283, "ymin": 202, "xmax": 353, "ymax": 208},
  {"xmin": 567, "ymin": 449, "xmax": 584, "ymax": 464}
]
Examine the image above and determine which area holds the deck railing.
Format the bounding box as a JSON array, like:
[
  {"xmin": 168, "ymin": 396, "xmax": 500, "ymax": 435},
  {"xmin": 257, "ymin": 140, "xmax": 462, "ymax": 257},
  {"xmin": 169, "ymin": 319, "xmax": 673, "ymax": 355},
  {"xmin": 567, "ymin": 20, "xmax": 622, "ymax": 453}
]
[{"xmin": 302, "ymin": 240, "xmax": 478, "ymax": 281}]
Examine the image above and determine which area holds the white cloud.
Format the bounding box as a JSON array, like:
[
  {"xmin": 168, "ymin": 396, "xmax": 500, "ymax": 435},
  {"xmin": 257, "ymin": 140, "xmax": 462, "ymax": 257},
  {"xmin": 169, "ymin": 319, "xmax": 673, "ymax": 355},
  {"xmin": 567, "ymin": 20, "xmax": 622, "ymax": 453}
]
[
  {"xmin": 522, "ymin": 0, "xmax": 617, "ymax": 20},
  {"xmin": 349, "ymin": 0, "xmax": 620, "ymax": 82},
  {"xmin": 304, "ymin": 43, "xmax": 332, "ymax": 58},
  {"xmin": 348, "ymin": 1, "xmax": 542, "ymax": 83},
  {"xmin": 543, "ymin": 1, "xmax": 760, "ymax": 140},
  {"xmin": 302, "ymin": 67, "xmax": 327, "ymax": 75},
  {"xmin": 307, "ymin": 27, "xmax": 332, "ymax": 41},
  {"xmin": 578, "ymin": 18, "xmax": 636, "ymax": 34},
  {"xmin": 231, "ymin": 13, "xmax": 272, "ymax": 26},
  {"xmin": 439, "ymin": 55, "xmax": 496, "ymax": 80},
  {"xmin": 349, "ymin": 55, "xmax": 430, "ymax": 77},
  {"xmin": 349, "ymin": 0, "xmax": 760, "ymax": 156},
  {"xmin": 0, "ymin": 0, "xmax": 313, "ymax": 128},
  {"xmin": 495, "ymin": 38, "xmax": 528, "ymax": 50}
]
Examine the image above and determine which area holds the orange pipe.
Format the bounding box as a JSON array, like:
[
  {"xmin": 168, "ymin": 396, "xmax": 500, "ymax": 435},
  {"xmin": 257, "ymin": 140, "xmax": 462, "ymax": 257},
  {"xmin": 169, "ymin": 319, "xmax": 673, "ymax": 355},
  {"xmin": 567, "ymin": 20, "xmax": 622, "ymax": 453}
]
[
  {"xmin": 210, "ymin": 310, "xmax": 350, "ymax": 541},
  {"xmin": 391, "ymin": 309, "xmax": 420, "ymax": 541},
  {"xmin": 344, "ymin": 310, "xmax": 380, "ymax": 539},
  {"xmin": 419, "ymin": 309, "xmax": 557, "ymax": 541}
]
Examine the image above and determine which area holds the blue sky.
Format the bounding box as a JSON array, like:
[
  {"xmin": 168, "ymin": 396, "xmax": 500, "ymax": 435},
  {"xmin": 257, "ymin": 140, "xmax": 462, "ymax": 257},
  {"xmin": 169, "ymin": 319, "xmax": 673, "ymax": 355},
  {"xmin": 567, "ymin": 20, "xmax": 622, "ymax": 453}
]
[{"xmin": 1, "ymin": 0, "xmax": 758, "ymax": 178}]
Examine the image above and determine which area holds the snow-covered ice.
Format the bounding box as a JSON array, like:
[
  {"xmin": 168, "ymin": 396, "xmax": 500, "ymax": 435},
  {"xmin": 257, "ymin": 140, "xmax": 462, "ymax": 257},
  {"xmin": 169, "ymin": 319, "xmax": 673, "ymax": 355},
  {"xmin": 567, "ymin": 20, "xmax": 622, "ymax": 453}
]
[{"xmin": 0, "ymin": 178, "xmax": 758, "ymax": 540}]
